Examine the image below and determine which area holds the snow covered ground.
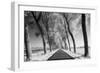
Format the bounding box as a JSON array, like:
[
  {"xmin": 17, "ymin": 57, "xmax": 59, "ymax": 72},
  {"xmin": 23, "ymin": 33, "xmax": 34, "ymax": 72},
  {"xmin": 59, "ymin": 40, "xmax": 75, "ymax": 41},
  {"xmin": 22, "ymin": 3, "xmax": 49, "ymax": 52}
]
[
  {"xmin": 30, "ymin": 49, "xmax": 59, "ymax": 61},
  {"xmin": 62, "ymin": 49, "xmax": 82, "ymax": 58},
  {"xmin": 24, "ymin": 47, "xmax": 90, "ymax": 61},
  {"xmin": 62, "ymin": 47, "xmax": 90, "ymax": 59}
]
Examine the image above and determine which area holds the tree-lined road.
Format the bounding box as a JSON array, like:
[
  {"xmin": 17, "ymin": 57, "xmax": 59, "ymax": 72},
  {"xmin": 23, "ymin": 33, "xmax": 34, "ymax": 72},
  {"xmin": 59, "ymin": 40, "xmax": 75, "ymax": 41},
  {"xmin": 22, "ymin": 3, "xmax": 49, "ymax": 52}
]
[{"xmin": 48, "ymin": 49, "xmax": 74, "ymax": 60}]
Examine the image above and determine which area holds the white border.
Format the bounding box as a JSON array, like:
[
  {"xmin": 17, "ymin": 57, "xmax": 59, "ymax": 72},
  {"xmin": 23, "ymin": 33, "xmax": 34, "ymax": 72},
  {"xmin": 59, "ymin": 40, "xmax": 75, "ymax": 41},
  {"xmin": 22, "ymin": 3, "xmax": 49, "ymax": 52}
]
[{"xmin": 11, "ymin": 2, "xmax": 97, "ymax": 71}]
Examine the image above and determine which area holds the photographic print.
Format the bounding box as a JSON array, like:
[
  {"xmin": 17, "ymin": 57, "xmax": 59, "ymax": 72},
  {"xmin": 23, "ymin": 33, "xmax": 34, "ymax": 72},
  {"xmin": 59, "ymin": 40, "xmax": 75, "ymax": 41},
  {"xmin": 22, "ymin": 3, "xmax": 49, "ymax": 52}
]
[
  {"xmin": 24, "ymin": 11, "xmax": 90, "ymax": 61},
  {"xmin": 11, "ymin": 2, "xmax": 96, "ymax": 71}
]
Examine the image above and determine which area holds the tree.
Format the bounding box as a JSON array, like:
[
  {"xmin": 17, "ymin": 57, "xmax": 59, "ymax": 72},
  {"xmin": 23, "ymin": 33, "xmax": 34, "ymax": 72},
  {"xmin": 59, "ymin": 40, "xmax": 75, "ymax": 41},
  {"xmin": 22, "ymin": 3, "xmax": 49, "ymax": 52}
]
[
  {"xmin": 31, "ymin": 11, "xmax": 47, "ymax": 54},
  {"xmin": 41, "ymin": 12, "xmax": 52, "ymax": 52},
  {"xmin": 63, "ymin": 13, "xmax": 76, "ymax": 53},
  {"xmin": 24, "ymin": 24, "xmax": 30, "ymax": 61},
  {"xmin": 56, "ymin": 23, "xmax": 68, "ymax": 49},
  {"xmin": 63, "ymin": 22, "xmax": 71, "ymax": 50},
  {"xmin": 24, "ymin": 11, "xmax": 32, "ymax": 61},
  {"xmin": 81, "ymin": 14, "xmax": 89, "ymax": 57}
]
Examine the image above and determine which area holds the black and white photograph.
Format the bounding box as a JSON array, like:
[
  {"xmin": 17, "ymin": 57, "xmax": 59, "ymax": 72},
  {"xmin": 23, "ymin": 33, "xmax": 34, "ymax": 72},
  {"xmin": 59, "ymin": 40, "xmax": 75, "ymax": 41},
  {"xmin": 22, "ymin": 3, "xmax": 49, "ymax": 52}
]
[{"xmin": 24, "ymin": 11, "xmax": 90, "ymax": 61}]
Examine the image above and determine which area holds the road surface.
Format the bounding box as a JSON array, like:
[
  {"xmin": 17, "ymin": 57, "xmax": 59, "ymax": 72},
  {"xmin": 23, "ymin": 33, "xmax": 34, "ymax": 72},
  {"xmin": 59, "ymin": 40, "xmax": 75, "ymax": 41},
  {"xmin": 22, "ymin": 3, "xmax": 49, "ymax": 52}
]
[{"xmin": 48, "ymin": 49, "xmax": 74, "ymax": 60}]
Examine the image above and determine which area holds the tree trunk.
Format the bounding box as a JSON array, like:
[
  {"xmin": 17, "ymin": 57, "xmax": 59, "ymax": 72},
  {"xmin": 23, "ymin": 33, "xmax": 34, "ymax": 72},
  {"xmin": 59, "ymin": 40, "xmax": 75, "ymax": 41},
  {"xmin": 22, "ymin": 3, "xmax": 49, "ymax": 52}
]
[
  {"xmin": 68, "ymin": 28, "xmax": 76, "ymax": 53},
  {"xmin": 65, "ymin": 20, "xmax": 76, "ymax": 53},
  {"xmin": 47, "ymin": 33, "xmax": 52, "ymax": 52},
  {"xmin": 37, "ymin": 22, "xmax": 47, "ymax": 54},
  {"xmin": 31, "ymin": 12, "xmax": 47, "ymax": 54},
  {"xmin": 63, "ymin": 14, "xmax": 76, "ymax": 53},
  {"xmin": 63, "ymin": 39, "xmax": 68, "ymax": 49},
  {"xmin": 81, "ymin": 14, "xmax": 88, "ymax": 57},
  {"xmin": 59, "ymin": 38, "xmax": 64, "ymax": 49},
  {"xmin": 65, "ymin": 30, "xmax": 71, "ymax": 51},
  {"xmin": 24, "ymin": 25, "xmax": 31, "ymax": 61},
  {"xmin": 41, "ymin": 34, "xmax": 46, "ymax": 54}
]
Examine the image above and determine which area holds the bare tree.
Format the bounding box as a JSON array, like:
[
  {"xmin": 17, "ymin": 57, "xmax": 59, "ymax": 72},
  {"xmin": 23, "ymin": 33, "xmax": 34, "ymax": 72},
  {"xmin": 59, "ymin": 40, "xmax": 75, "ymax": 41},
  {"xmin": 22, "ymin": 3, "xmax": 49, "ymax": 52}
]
[
  {"xmin": 41, "ymin": 12, "xmax": 52, "ymax": 52},
  {"xmin": 81, "ymin": 14, "xmax": 89, "ymax": 57},
  {"xmin": 31, "ymin": 11, "xmax": 47, "ymax": 54},
  {"xmin": 24, "ymin": 11, "xmax": 32, "ymax": 61},
  {"xmin": 57, "ymin": 25, "xmax": 68, "ymax": 49},
  {"xmin": 63, "ymin": 13, "xmax": 76, "ymax": 53},
  {"xmin": 24, "ymin": 24, "xmax": 30, "ymax": 61},
  {"xmin": 63, "ymin": 22, "xmax": 71, "ymax": 51}
]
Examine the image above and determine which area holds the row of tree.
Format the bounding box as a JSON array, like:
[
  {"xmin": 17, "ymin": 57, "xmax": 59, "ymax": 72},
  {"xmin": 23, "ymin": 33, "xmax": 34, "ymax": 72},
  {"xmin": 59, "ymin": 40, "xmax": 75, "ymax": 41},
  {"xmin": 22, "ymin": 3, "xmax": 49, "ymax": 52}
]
[{"xmin": 24, "ymin": 11, "xmax": 89, "ymax": 61}]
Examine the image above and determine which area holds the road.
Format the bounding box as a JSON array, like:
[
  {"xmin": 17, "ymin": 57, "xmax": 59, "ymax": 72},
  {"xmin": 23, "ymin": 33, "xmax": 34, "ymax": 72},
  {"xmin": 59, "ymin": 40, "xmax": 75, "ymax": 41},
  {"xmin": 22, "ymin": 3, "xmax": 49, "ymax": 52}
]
[{"xmin": 48, "ymin": 49, "xmax": 74, "ymax": 60}]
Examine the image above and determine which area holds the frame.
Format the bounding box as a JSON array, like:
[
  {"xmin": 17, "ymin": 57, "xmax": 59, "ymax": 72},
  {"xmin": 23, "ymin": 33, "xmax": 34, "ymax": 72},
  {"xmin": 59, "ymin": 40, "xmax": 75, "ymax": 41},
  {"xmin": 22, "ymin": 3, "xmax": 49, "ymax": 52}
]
[{"xmin": 11, "ymin": 2, "xmax": 97, "ymax": 71}]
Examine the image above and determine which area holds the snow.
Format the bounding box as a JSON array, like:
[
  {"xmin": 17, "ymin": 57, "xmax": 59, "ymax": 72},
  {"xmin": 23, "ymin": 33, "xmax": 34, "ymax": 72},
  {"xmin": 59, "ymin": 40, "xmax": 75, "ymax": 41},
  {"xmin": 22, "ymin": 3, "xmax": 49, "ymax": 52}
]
[
  {"xmin": 62, "ymin": 47, "xmax": 90, "ymax": 59},
  {"xmin": 31, "ymin": 49, "xmax": 59, "ymax": 61},
  {"xmin": 27, "ymin": 47, "xmax": 90, "ymax": 61},
  {"xmin": 62, "ymin": 49, "xmax": 82, "ymax": 58}
]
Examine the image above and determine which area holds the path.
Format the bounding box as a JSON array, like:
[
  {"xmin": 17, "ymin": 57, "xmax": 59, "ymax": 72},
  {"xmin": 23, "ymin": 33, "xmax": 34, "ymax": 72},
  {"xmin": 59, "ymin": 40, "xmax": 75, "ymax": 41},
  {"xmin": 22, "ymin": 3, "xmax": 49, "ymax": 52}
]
[{"xmin": 48, "ymin": 49, "xmax": 74, "ymax": 60}]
